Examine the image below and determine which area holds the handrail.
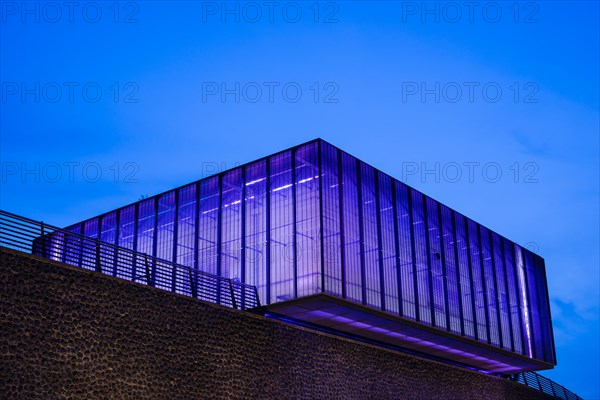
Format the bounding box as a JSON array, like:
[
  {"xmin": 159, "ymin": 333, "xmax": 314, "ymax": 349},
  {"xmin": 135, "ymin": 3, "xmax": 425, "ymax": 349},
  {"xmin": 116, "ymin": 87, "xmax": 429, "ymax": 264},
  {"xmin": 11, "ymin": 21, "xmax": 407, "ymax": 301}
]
[
  {"xmin": 0, "ymin": 209, "xmax": 260, "ymax": 311},
  {"xmin": 508, "ymin": 372, "xmax": 583, "ymax": 400}
]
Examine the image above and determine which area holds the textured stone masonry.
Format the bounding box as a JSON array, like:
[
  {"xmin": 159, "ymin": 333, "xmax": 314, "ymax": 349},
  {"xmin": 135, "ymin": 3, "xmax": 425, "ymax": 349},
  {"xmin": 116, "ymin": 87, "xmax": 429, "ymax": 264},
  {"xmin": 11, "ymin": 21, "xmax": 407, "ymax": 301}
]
[{"xmin": 0, "ymin": 248, "xmax": 554, "ymax": 399}]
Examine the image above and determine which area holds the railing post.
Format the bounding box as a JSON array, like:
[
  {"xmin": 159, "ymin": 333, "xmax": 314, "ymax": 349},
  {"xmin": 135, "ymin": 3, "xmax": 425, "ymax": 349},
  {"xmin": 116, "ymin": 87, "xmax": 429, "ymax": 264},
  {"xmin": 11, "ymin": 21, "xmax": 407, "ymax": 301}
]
[
  {"xmin": 229, "ymin": 279, "xmax": 237, "ymax": 309},
  {"xmin": 241, "ymin": 284, "xmax": 246, "ymax": 311},
  {"xmin": 40, "ymin": 222, "xmax": 47, "ymax": 258},
  {"xmin": 95, "ymin": 241, "xmax": 102, "ymax": 272},
  {"xmin": 171, "ymin": 262, "xmax": 177, "ymax": 293},
  {"xmin": 535, "ymin": 373, "xmax": 544, "ymax": 393},
  {"xmin": 144, "ymin": 255, "xmax": 153, "ymax": 287},
  {"xmin": 254, "ymin": 286, "xmax": 261, "ymax": 308},
  {"xmin": 192, "ymin": 270, "xmax": 198, "ymax": 298},
  {"xmin": 187, "ymin": 269, "xmax": 197, "ymax": 298}
]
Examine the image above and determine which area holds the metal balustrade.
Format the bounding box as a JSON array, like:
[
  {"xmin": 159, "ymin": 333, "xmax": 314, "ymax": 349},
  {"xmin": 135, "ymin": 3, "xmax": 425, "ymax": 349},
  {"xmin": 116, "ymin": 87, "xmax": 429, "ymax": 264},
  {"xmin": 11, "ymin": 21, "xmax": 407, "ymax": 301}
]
[
  {"xmin": 508, "ymin": 371, "xmax": 583, "ymax": 400},
  {"xmin": 0, "ymin": 210, "xmax": 260, "ymax": 311}
]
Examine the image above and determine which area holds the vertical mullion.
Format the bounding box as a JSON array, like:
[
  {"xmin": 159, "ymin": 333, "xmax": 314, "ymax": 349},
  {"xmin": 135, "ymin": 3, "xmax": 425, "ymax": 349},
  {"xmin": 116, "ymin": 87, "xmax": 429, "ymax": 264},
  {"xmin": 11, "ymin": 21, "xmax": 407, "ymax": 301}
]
[
  {"xmin": 407, "ymin": 188, "xmax": 420, "ymax": 321},
  {"xmin": 437, "ymin": 204, "xmax": 451, "ymax": 331},
  {"xmin": 77, "ymin": 223, "xmax": 84, "ymax": 268},
  {"xmin": 533, "ymin": 256, "xmax": 549, "ymax": 362},
  {"xmin": 464, "ymin": 218, "xmax": 479, "ymax": 341},
  {"xmin": 291, "ymin": 149, "xmax": 298, "ymax": 299},
  {"xmin": 510, "ymin": 242, "xmax": 526, "ymax": 355},
  {"xmin": 172, "ymin": 190, "xmax": 179, "ymax": 263},
  {"xmin": 193, "ymin": 182, "xmax": 200, "ymax": 272},
  {"xmin": 112, "ymin": 211, "xmax": 120, "ymax": 277},
  {"xmin": 265, "ymin": 158, "xmax": 271, "ymax": 305},
  {"xmin": 521, "ymin": 249, "xmax": 536, "ymax": 358},
  {"xmin": 539, "ymin": 257, "xmax": 556, "ymax": 363},
  {"xmin": 356, "ymin": 159, "xmax": 366, "ymax": 305},
  {"xmin": 477, "ymin": 224, "xmax": 492, "ymax": 345},
  {"xmin": 152, "ymin": 197, "xmax": 158, "ymax": 259},
  {"xmin": 216, "ymin": 174, "xmax": 223, "ymax": 303},
  {"xmin": 337, "ymin": 149, "xmax": 347, "ymax": 299},
  {"xmin": 374, "ymin": 172, "xmax": 386, "ymax": 310},
  {"xmin": 192, "ymin": 183, "xmax": 200, "ymax": 299},
  {"xmin": 500, "ymin": 238, "xmax": 515, "ymax": 352},
  {"xmin": 423, "ymin": 194, "xmax": 436, "ymax": 326},
  {"xmin": 171, "ymin": 189, "xmax": 180, "ymax": 291},
  {"xmin": 240, "ymin": 167, "xmax": 247, "ymax": 310},
  {"xmin": 488, "ymin": 230, "xmax": 504, "ymax": 348},
  {"xmin": 151, "ymin": 197, "xmax": 158, "ymax": 285},
  {"xmin": 451, "ymin": 211, "xmax": 465, "ymax": 336},
  {"xmin": 241, "ymin": 167, "xmax": 246, "ymax": 285},
  {"xmin": 132, "ymin": 204, "xmax": 139, "ymax": 280},
  {"xmin": 391, "ymin": 181, "xmax": 403, "ymax": 317},
  {"xmin": 318, "ymin": 141, "xmax": 325, "ymax": 293}
]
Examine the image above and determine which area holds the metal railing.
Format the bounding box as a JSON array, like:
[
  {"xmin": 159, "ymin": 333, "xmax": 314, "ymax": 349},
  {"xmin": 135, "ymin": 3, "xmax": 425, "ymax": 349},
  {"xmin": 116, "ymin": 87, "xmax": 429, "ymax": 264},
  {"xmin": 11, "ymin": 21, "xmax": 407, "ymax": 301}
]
[
  {"xmin": 508, "ymin": 372, "xmax": 583, "ymax": 400},
  {"xmin": 0, "ymin": 210, "xmax": 260, "ymax": 311}
]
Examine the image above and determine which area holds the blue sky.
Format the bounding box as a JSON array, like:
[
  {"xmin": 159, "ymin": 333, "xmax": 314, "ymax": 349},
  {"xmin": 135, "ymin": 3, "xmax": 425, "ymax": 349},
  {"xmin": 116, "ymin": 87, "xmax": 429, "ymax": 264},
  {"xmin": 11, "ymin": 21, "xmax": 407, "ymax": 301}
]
[{"xmin": 1, "ymin": 1, "xmax": 598, "ymax": 397}]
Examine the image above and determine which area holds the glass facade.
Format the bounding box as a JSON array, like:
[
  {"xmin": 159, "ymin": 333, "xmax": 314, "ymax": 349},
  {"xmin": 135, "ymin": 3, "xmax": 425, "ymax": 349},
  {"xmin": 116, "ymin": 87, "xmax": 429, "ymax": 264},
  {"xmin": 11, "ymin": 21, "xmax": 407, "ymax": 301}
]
[{"xmin": 63, "ymin": 139, "xmax": 556, "ymax": 367}]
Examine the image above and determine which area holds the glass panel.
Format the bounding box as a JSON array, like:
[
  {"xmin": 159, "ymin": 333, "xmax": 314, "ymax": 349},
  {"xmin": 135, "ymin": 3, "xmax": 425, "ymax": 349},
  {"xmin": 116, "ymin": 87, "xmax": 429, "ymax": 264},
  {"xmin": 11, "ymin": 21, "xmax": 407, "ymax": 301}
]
[
  {"xmin": 455, "ymin": 213, "xmax": 475, "ymax": 338},
  {"xmin": 100, "ymin": 212, "xmax": 117, "ymax": 245},
  {"xmin": 269, "ymin": 151, "xmax": 294, "ymax": 303},
  {"xmin": 361, "ymin": 162, "xmax": 380, "ymax": 309},
  {"xmin": 155, "ymin": 191, "xmax": 175, "ymax": 290},
  {"xmin": 534, "ymin": 254, "xmax": 555, "ymax": 363},
  {"xmin": 379, "ymin": 173, "xmax": 398, "ymax": 314},
  {"xmin": 295, "ymin": 143, "xmax": 321, "ymax": 297},
  {"xmin": 82, "ymin": 218, "xmax": 99, "ymax": 271},
  {"xmin": 221, "ymin": 169, "xmax": 243, "ymax": 281},
  {"xmin": 64, "ymin": 223, "xmax": 82, "ymax": 267},
  {"xmin": 480, "ymin": 225, "xmax": 501, "ymax": 347},
  {"xmin": 396, "ymin": 182, "xmax": 416, "ymax": 319},
  {"xmin": 525, "ymin": 250, "xmax": 544, "ymax": 359},
  {"xmin": 47, "ymin": 230, "xmax": 65, "ymax": 263},
  {"xmin": 426, "ymin": 197, "xmax": 446, "ymax": 329},
  {"xmin": 504, "ymin": 238, "xmax": 524, "ymax": 354},
  {"xmin": 137, "ymin": 199, "xmax": 155, "ymax": 259},
  {"xmin": 244, "ymin": 160, "xmax": 268, "ymax": 304},
  {"xmin": 321, "ymin": 142, "xmax": 342, "ymax": 296},
  {"xmin": 515, "ymin": 244, "xmax": 534, "ymax": 357},
  {"xmin": 176, "ymin": 184, "xmax": 197, "ymax": 296},
  {"xmin": 467, "ymin": 219, "xmax": 488, "ymax": 343},
  {"xmin": 441, "ymin": 205, "xmax": 461, "ymax": 334},
  {"xmin": 198, "ymin": 176, "xmax": 219, "ymax": 276},
  {"xmin": 118, "ymin": 205, "xmax": 136, "ymax": 249},
  {"xmin": 411, "ymin": 190, "xmax": 431, "ymax": 325},
  {"xmin": 99, "ymin": 211, "xmax": 117, "ymax": 276},
  {"xmin": 156, "ymin": 191, "xmax": 175, "ymax": 262},
  {"xmin": 84, "ymin": 218, "xmax": 99, "ymax": 238},
  {"xmin": 341, "ymin": 152, "xmax": 362, "ymax": 303},
  {"xmin": 492, "ymin": 232, "xmax": 512, "ymax": 350},
  {"xmin": 116, "ymin": 205, "xmax": 135, "ymax": 280},
  {"xmin": 176, "ymin": 184, "xmax": 197, "ymax": 268}
]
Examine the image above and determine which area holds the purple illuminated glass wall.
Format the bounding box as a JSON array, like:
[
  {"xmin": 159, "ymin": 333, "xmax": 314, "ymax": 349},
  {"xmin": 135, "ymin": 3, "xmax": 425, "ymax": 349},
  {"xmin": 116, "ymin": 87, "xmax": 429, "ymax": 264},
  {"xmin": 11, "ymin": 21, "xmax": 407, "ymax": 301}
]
[{"xmin": 63, "ymin": 139, "xmax": 556, "ymax": 367}]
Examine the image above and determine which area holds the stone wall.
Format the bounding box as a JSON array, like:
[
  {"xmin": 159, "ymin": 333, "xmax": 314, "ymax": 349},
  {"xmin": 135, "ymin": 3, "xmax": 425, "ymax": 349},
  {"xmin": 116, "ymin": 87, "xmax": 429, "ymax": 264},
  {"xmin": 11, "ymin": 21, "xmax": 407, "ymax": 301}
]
[{"xmin": 0, "ymin": 248, "xmax": 553, "ymax": 399}]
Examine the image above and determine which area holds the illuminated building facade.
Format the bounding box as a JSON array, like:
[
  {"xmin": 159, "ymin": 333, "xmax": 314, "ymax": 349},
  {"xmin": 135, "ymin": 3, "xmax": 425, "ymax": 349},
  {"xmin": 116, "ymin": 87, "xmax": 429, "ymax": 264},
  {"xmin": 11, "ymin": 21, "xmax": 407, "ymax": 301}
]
[{"xmin": 62, "ymin": 139, "xmax": 556, "ymax": 373}]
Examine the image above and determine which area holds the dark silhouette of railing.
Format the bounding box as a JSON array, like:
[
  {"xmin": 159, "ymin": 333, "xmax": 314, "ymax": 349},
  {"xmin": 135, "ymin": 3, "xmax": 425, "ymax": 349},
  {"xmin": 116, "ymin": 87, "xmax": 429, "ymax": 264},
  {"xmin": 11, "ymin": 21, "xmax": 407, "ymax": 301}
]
[
  {"xmin": 508, "ymin": 372, "xmax": 583, "ymax": 400},
  {"xmin": 0, "ymin": 210, "xmax": 260, "ymax": 311}
]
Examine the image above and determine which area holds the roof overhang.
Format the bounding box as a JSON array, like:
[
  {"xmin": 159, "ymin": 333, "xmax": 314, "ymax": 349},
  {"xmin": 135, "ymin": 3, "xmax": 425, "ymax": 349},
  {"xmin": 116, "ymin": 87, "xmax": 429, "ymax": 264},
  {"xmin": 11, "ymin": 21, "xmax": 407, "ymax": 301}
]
[{"xmin": 263, "ymin": 293, "xmax": 554, "ymax": 373}]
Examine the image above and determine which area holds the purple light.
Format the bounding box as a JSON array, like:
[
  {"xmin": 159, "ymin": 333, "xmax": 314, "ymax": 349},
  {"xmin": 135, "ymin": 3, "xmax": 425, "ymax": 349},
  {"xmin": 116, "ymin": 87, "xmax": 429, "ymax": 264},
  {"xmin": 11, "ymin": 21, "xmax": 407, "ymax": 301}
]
[{"xmin": 516, "ymin": 246, "xmax": 534, "ymax": 358}]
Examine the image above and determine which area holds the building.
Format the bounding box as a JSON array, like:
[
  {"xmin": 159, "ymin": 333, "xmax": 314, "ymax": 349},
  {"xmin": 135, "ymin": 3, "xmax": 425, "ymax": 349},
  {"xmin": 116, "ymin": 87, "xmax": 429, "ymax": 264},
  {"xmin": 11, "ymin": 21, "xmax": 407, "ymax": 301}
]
[{"xmin": 54, "ymin": 139, "xmax": 556, "ymax": 374}]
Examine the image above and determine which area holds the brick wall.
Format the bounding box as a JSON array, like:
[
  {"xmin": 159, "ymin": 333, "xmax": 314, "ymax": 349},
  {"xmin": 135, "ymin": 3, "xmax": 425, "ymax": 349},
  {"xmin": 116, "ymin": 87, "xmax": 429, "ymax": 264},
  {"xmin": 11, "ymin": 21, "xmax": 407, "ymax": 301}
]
[{"xmin": 0, "ymin": 248, "xmax": 553, "ymax": 400}]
